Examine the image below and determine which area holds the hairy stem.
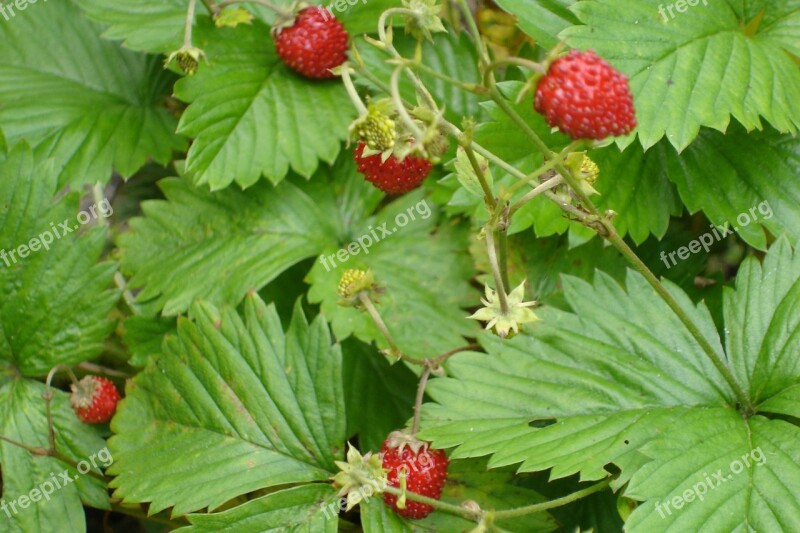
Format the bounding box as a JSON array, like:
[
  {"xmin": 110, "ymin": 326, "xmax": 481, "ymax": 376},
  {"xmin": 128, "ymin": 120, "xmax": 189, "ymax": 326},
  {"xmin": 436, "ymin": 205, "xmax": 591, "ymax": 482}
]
[
  {"xmin": 507, "ymin": 175, "xmax": 564, "ymax": 217},
  {"xmin": 492, "ymin": 478, "xmax": 613, "ymax": 519},
  {"xmin": 358, "ymin": 293, "xmax": 403, "ymax": 360},
  {"xmin": 485, "ymin": 228, "xmax": 510, "ymax": 314},
  {"xmin": 459, "ymin": 139, "xmax": 496, "ymax": 210},
  {"xmin": 182, "ymin": 0, "xmax": 197, "ymax": 48},
  {"xmin": 411, "ymin": 366, "xmax": 432, "ymax": 434},
  {"xmin": 382, "ymin": 485, "xmax": 482, "ymax": 521}
]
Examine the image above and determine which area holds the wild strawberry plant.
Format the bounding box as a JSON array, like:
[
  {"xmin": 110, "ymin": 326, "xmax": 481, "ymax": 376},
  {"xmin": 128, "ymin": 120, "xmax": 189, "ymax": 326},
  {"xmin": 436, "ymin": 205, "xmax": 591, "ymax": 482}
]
[{"xmin": 1, "ymin": 0, "xmax": 799, "ymax": 532}]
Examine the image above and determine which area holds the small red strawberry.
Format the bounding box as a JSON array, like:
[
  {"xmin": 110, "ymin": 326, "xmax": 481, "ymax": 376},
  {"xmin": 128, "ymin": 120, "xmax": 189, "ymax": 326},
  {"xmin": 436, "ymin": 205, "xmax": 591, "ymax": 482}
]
[
  {"xmin": 381, "ymin": 431, "xmax": 449, "ymax": 519},
  {"xmin": 534, "ymin": 49, "xmax": 636, "ymax": 140},
  {"xmin": 274, "ymin": 7, "xmax": 348, "ymax": 79},
  {"xmin": 354, "ymin": 142, "xmax": 433, "ymax": 194},
  {"xmin": 70, "ymin": 376, "xmax": 121, "ymax": 424}
]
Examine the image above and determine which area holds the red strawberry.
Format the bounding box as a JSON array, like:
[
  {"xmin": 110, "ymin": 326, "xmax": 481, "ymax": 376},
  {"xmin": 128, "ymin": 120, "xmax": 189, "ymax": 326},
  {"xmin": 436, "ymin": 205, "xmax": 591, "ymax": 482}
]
[
  {"xmin": 354, "ymin": 142, "xmax": 433, "ymax": 194},
  {"xmin": 274, "ymin": 7, "xmax": 348, "ymax": 79},
  {"xmin": 70, "ymin": 376, "xmax": 121, "ymax": 424},
  {"xmin": 380, "ymin": 431, "xmax": 449, "ymax": 519},
  {"xmin": 534, "ymin": 49, "xmax": 636, "ymax": 140}
]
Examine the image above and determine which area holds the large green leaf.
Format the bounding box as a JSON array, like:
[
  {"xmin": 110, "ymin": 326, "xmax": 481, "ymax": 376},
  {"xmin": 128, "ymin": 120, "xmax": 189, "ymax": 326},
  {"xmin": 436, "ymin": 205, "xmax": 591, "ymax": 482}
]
[
  {"xmin": 421, "ymin": 237, "xmax": 800, "ymax": 531},
  {"xmin": 120, "ymin": 155, "xmax": 478, "ymax": 359},
  {"xmin": 118, "ymin": 169, "xmax": 332, "ymax": 315},
  {"xmin": 0, "ymin": 0, "xmax": 185, "ymax": 187},
  {"xmin": 174, "ymin": 17, "xmax": 354, "ymax": 188},
  {"xmin": 76, "ymin": 0, "xmax": 400, "ymax": 54},
  {"xmin": 0, "ymin": 143, "xmax": 118, "ymax": 376},
  {"xmin": 664, "ymin": 124, "xmax": 800, "ymax": 250},
  {"xmin": 305, "ymin": 185, "xmax": 478, "ymax": 361},
  {"xmin": 178, "ymin": 485, "xmax": 339, "ymax": 532},
  {"xmin": 561, "ymin": 0, "xmax": 800, "ymax": 150},
  {"xmin": 493, "ymin": 0, "xmax": 578, "ymax": 49},
  {"xmin": 592, "ymin": 140, "xmax": 682, "ymax": 244},
  {"xmin": 0, "ymin": 379, "xmax": 110, "ymax": 532},
  {"xmin": 108, "ymin": 297, "xmax": 346, "ymax": 516}
]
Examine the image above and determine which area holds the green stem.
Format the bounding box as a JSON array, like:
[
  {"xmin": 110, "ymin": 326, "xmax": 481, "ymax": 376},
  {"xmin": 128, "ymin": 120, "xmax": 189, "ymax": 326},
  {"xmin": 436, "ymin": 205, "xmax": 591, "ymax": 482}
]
[
  {"xmin": 390, "ymin": 67, "xmax": 425, "ymax": 140},
  {"xmin": 415, "ymin": 63, "xmax": 487, "ymax": 94},
  {"xmin": 459, "ymin": 139, "xmax": 496, "ymax": 210},
  {"xmin": 604, "ymin": 230, "xmax": 754, "ymax": 413},
  {"xmin": 340, "ymin": 64, "xmax": 368, "ymax": 115},
  {"xmin": 182, "ymin": 0, "xmax": 197, "ymax": 48},
  {"xmin": 358, "ymin": 293, "xmax": 405, "ymax": 361},
  {"xmin": 78, "ymin": 362, "xmax": 132, "ymax": 379},
  {"xmin": 378, "ymin": 8, "xmax": 418, "ymax": 45},
  {"xmin": 92, "ymin": 183, "xmax": 109, "ymax": 227},
  {"xmin": 382, "ymin": 485, "xmax": 482, "ymax": 521},
  {"xmin": 507, "ymin": 175, "xmax": 564, "ymax": 218},
  {"xmin": 485, "ymin": 57, "xmax": 545, "ymax": 77},
  {"xmin": 411, "ymin": 366, "xmax": 433, "ymax": 434},
  {"xmin": 505, "ymin": 140, "xmax": 580, "ymax": 197},
  {"xmin": 453, "ymin": 0, "xmax": 490, "ymax": 67},
  {"xmin": 492, "ymin": 478, "xmax": 613, "ymax": 519},
  {"xmin": 498, "ymin": 229, "xmax": 510, "ymax": 289},
  {"xmin": 484, "ymin": 228, "xmax": 510, "ymax": 315}
]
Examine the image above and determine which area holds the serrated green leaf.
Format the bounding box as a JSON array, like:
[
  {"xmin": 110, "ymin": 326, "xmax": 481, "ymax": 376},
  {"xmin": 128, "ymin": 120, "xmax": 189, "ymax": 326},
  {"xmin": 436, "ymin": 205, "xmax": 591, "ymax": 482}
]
[
  {"xmin": 76, "ymin": 0, "xmax": 397, "ymax": 54},
  {"xmin": 108, "ymin": 296, "xmax": 345, "ymax": 516},
  {"xmin": 118, "ymin": 171, "xmax": 335, "ymax": 316},
  {"xmin": 0, "ymin": 143, "xmax": 118, "ymax": 376},
  {"xmin": 178, "ymin": 485, "xmax": 340, "ymax": 532},
  {"xmin": 121, "ymin": 153, "xmax": 478, "ymax": 358},
  {"xmin": 591, "ymin": 140, "xmax": 682, "ymax": 244},
  {"xmin": 562, "ymin": 0, "xmax": 800, "ymax": 150},
  {"xmin": 665, "ymin": 124, "xmax": 799, "ymax": 249},
  {"xmin": 0, "ymin": 378, "xmax": 109, "ymax": 532},
  {"xmin": 421, "ymin": 237, "xmax": 800, "ymax": 531},
  {"xmin": 0, "ymin": 0, "xmax": 185, "ymax": 186},
  {"xmin": 493, "ymin": 0, "xmax": 578, "ymax": 49},
  {"xmin": 174, "ymin": 17, "xmax": 353, "ymax": 188},
  {"xmin": 306, "ymin": 186, "xmax": 478, "ymax": 361}
]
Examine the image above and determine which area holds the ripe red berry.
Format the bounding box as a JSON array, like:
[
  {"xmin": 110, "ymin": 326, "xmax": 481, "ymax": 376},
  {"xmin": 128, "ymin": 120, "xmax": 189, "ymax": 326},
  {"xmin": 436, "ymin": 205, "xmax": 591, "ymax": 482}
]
[
  {"xmin": 353, "ymin": 142, "xmax": 433, "ymax": 194},
  {"xmin": 534, "ymin": 49, "xmax": 636, "ymax": 140},
  {"xmin": 70, "ymin": 376, "xmax": 121, "ymax": 424},
  {"xmin": 274, "ymin": 7, "xmax": 348, "ymax": 79},
  {"xmin": 380, "ymin": 432, "xmax": 449, "ymax": 519}
]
